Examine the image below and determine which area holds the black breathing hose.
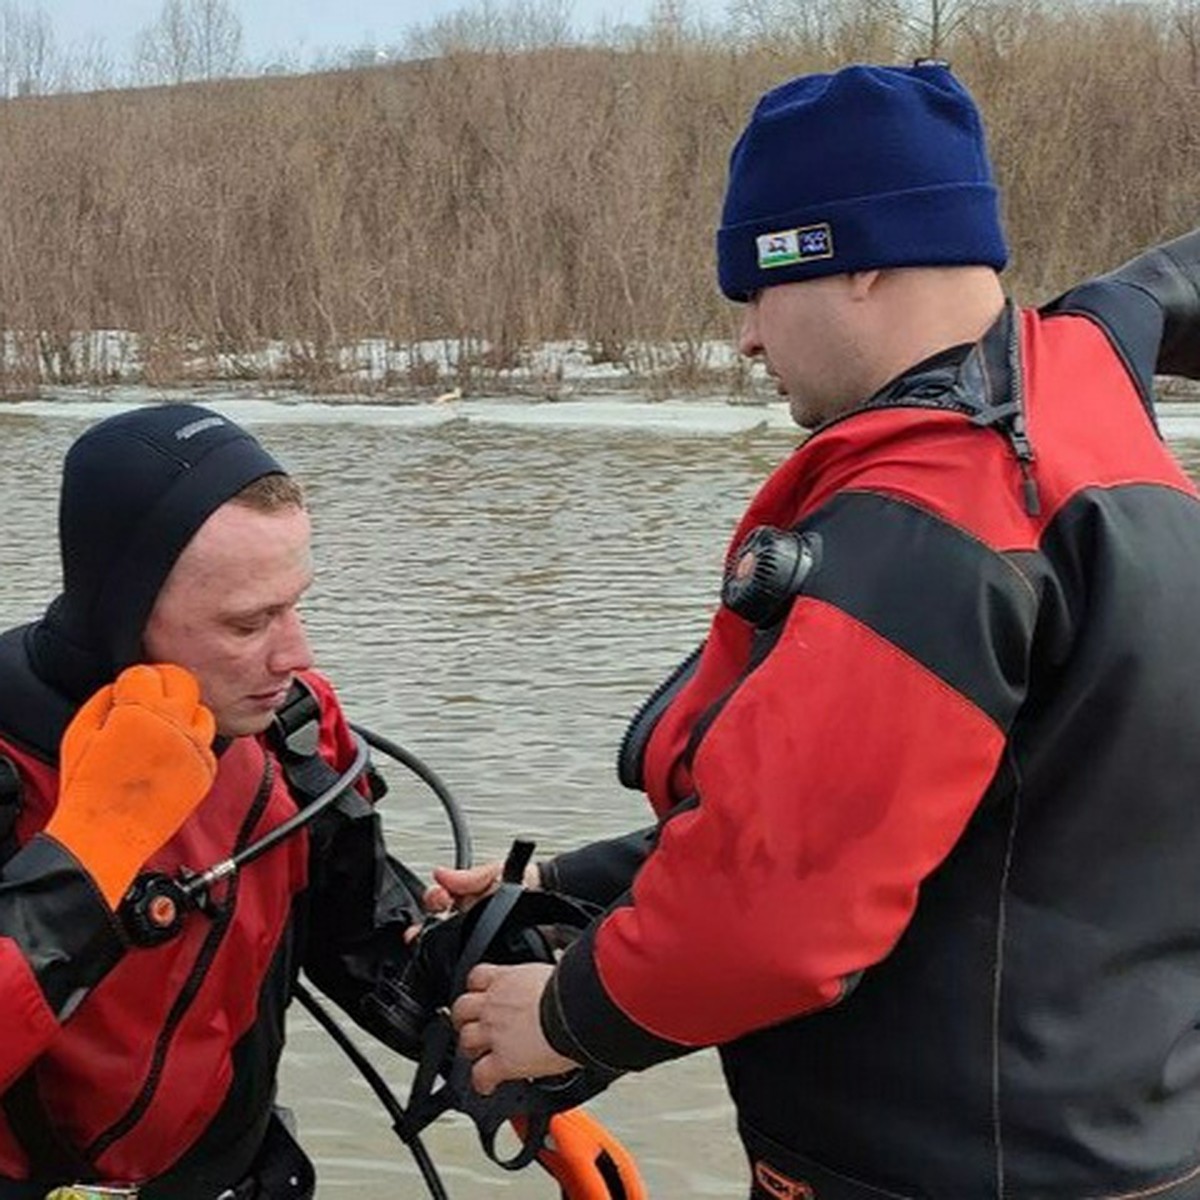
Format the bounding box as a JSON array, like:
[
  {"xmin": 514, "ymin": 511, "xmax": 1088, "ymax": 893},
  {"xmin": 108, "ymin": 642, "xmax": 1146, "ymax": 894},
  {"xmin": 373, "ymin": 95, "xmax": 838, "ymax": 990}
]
[
  {"xmin": 293, "ymin": 980, "xmax": 450, "ymax": 1200},
  {"xmin": 297, "ymin": 723, "xmax": 473, "ymax": 1199},
  {"xmin": 351, "ymin": 724, "xmax": 473, "ymax": 871}
]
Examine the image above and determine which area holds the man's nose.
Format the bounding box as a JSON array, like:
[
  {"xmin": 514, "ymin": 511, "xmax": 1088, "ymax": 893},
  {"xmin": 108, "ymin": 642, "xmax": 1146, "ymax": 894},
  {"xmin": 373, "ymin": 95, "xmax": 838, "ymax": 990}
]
[{"xmin": 269, "ymin": 608, "xmax": 314, "ymax": 676}]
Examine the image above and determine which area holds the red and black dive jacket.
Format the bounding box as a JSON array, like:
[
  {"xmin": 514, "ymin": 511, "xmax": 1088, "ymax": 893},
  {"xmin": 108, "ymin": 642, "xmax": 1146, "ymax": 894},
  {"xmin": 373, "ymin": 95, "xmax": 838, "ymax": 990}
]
[
  {"xmin": 544, "ymin": 232, "xmax": 1200, "ymax": 1197},
  {"xmin": 0, "ymin": 664, "xmax": 416, "ymax": 1198}
]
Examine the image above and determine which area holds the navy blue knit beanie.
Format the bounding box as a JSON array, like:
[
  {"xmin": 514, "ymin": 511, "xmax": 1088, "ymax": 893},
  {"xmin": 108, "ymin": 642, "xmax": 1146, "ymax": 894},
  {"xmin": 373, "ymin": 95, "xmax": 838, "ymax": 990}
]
[
  {"xmin": 54, "ymin": 403, "xmax": 285, "ymax": 679},
  {"xmin": 717, "ymin": 62, "xmax": 1008, "ymax": 301}
]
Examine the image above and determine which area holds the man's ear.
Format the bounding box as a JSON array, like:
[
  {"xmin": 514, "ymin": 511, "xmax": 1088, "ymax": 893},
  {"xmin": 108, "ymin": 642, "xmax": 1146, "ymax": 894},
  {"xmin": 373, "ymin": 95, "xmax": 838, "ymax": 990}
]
[{"xmin": 846, "ymin": 269, "xmax": 882, "ymax": 301}]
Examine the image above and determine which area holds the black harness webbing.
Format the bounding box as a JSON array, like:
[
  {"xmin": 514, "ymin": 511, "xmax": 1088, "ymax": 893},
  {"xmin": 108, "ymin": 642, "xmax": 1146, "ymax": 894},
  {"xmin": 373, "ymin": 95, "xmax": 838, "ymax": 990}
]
[
  {"xmin": 268, "ymin": 679, "xmax": 380, "ymax": 822},
  {"xmin": 0, "ymin": 756, "xmax": 22, "ymax": 865},
  {"xmin": 267, "ymin": 680, "xmax": 426, "ymax": 908},
  {"xmin": 268, "ymin": 680, "xmax": 344, "ymax": 807}
]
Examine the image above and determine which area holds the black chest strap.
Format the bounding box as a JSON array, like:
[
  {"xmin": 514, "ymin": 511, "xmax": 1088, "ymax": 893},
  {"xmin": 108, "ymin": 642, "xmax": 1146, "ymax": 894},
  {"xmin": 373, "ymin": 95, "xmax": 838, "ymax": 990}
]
[
  {"xmin": 0, "ymin": 756, "xmax": 22, "ymax": 865},
  {"xmin": 266, "ymin": 680, "xmax": 426, "ymax": 932}
]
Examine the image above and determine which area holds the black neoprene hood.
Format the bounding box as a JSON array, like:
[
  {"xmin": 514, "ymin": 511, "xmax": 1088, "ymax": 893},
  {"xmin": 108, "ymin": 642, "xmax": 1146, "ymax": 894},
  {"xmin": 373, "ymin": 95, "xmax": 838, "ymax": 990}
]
[{"xmin": 57, "ymin": 403, "xmax": 285, "ymax": 677}]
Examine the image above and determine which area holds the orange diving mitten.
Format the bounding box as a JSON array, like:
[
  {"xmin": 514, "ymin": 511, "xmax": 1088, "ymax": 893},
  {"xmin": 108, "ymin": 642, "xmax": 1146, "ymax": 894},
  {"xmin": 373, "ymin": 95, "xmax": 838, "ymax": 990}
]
[{"xmin": 45, "ymin": 663, "xmax": 217, "ymax": 907}]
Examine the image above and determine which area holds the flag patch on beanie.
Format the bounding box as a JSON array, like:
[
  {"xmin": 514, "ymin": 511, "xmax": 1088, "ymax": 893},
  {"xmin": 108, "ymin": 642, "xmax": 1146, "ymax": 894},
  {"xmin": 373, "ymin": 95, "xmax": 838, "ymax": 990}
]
[{"xmin": 756, "ymin": 223, "xmax": 834, "ymax": 269}]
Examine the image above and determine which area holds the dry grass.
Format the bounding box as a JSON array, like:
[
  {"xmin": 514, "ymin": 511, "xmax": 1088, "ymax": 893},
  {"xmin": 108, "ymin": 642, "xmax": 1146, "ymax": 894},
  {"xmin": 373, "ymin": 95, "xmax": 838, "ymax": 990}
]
[{"xmin": 0, "ymin": 4, "xmax": 1196, "ymax": 394}]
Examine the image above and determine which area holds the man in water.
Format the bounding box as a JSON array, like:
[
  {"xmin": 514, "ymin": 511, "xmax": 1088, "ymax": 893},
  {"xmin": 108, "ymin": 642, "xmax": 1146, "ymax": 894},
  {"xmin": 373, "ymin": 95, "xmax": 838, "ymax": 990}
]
[{"xmin": 0, "ymin": 405, "xmax": 421, "ymax": 1198}]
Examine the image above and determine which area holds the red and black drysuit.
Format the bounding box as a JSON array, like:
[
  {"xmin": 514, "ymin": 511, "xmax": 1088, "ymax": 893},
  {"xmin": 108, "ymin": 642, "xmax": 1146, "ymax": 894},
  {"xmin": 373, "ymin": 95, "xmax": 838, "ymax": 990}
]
[
  {"xmin": 539, "ymin": 230, "xmax": 1200, "ymax": 1198},
  {"xmin": 0, "ymin": 661, "xmax": 420, "ymax": 1199}
]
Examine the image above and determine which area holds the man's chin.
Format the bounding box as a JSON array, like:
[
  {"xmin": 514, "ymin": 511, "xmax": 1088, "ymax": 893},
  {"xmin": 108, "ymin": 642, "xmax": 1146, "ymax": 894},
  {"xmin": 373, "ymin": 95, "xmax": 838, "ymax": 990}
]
[
  {"xmin": 215, "ymin": 708, "xmax": 277, "ymax": 739},
  {"xmin": 789, "ymin": 396, "xmax": 820, "ymax": 429}
]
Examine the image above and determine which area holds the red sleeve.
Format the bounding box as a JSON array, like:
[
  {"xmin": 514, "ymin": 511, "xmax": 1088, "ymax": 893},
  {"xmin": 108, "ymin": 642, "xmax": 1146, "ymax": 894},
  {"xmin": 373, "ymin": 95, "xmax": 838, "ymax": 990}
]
[
  {"xmin": 546, "ymin": 599, "xmax": 1008, "ymax": 1068},
  {"xmin": 616, "ymin": 600, "xmax": 1002, "ymax": 1037},
  {"xmin": 0, "ymin": 944, "xmax": 59, "ymax": 1091}
]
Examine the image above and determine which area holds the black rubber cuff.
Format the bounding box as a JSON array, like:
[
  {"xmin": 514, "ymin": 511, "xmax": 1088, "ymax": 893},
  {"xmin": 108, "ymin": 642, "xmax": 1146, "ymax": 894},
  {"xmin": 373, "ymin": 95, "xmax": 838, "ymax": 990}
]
[{"xmin": 0, "ymin": 834, "xmax": 126, "ymax": 1014}]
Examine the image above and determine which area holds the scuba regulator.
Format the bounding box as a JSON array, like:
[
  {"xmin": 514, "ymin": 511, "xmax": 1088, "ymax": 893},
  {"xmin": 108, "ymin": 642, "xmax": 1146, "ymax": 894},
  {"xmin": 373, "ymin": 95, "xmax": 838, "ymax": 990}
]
[
  {"xmin": 364, "ymin": 839, "xmax": 617, "ymax": 1170},
  {"xmin": 722, "ymin": 525, "xmax": 822, "ymax": 627},
  {"xmin": 296, "ymin": 836, "xmax": 636, "ymax": 1199}
]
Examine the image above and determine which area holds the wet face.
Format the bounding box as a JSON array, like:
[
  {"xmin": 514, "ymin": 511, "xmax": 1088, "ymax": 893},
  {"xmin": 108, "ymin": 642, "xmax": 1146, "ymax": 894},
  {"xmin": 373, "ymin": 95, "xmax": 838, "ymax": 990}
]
[
  {"xmin": 738, "ymin": 276, "xmax": 872, "ymax": 429},
  {"xmin": 143, "ymin": 501, "xmax": 315, "ymax": 737}
]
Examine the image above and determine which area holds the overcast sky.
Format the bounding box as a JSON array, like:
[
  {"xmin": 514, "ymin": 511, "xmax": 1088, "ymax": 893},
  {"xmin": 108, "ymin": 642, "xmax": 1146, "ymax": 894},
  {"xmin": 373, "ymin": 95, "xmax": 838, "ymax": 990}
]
[{"xmin": 35, "ymin": 0, "xmax": 727, "ymax": 67}]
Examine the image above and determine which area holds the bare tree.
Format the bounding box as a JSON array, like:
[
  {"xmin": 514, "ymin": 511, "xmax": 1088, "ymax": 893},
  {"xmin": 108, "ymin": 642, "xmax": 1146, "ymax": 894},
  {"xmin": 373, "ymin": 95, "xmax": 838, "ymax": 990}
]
[
  {"xmin": 731, "ymin": 0, "xmax": 994, "ymax": 58},
  {"xmin": 58, "ymin": 34, "xmax": 117, "ymax": 93},
  {"xmin": 135, "ymin": 0, "xmax": 241, "ymax": 85},
  {"xmin": 0, "ymin": 1, "xmax": 59, "ymax": 97},
  {"xmin": 191, "ymin": 0, "xmax": 241, "ymax": 80},
  {"xmin": 897, "ymin": 0, "xmax": 990, "ymax": 56},
  {"xmin": 1176, "ymin": 0, "xmax": 1200, "ymax": 86},
  {"xmin": 135, "ymin": 0, "xmax": 190, "ymax": 84},
  {"xmin": 403, "ymin": 0, "xmax": 572, "ymax": 55},
  {"xmin": 727, "ymin": 0, "xmax": 845, "ymax": 50},
  {"xmin": 13, "ymin": 4, "xmax": 53, "ymax": 94},
  {"xmin": 649, "ymin": 0, "xmax": 689, "ymax": 39},
  {"xmin": 0, "ymin": 2, "xmax": 22, "ymax": 95},
  {"xmin": 402, "ymin": 0, "xmax": 504, "ymax": 55},
  {"xmin": 65, "ymin": 35, "xmax": 119, "ymax": 94}
]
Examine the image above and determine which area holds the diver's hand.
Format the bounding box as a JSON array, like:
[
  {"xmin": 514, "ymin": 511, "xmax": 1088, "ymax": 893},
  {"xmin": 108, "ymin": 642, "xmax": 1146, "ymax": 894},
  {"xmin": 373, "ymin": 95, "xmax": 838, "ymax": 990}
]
[
  {"xmin": 45, "ymin": 663, "xmax": 217, "ymax": 907},
  {"xmin": 424, "ymin": 859, "xmax": 541, "ymax": 915},
  {"xmin": 451, "ymin": 962, "xmax": 578, "ymax": 1095}
]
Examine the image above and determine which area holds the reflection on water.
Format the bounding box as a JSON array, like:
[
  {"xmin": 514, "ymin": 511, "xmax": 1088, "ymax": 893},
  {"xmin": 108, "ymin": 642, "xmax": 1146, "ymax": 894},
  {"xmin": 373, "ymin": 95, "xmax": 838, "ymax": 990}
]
[{"xmin": 2, "ymin": 399, "xmax": 1198, "ymax": 1199}]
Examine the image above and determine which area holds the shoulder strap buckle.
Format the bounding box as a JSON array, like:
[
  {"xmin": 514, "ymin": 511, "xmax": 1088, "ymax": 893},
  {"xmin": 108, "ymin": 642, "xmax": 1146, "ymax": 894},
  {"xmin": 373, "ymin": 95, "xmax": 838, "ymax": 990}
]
[{"xmin": 269, "ymin": 679, "xmax": 321, "ymax": 759}]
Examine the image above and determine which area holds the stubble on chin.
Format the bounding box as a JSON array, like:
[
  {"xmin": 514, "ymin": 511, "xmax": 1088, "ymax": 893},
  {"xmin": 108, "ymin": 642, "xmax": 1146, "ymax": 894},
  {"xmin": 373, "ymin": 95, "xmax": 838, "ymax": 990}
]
[{"xmin": 789, "ymin": 395, "xmax": 821, "ymax": 430}]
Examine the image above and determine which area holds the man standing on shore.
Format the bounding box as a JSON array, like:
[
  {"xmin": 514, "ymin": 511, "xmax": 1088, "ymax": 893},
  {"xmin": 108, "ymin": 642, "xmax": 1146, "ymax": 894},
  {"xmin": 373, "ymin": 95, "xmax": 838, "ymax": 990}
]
[{"xmin": 449, "ymin": 61, "xmax": 1200, "ymax": 1198}]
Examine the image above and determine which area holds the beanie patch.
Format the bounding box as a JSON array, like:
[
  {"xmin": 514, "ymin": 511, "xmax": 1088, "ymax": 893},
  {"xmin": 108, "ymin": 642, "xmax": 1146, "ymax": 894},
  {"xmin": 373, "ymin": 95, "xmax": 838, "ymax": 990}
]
[{"xmin": 757, "ymin": 224, "xmax": 835, "ymax": 271}]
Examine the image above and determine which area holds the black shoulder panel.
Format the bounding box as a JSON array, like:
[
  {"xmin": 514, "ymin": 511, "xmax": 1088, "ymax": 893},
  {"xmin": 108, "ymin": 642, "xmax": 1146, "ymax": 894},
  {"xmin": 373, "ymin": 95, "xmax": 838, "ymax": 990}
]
[
  {"xmin": 1104, "ymin": 228, "xmax": 1200, "ymax": 378},
  {"xmin": 1042, "ymin": 278, "xmax": 1163, "ymax": 423},
  {"xmin": 802, "ymin": 491, "xmax": 1039, "ymax": 732},
  {"xmin": 0, "ymin": 755, "xmax": 22, "ymax": 862},
  {"xmin": 1044, "ymin": 228, "xmax": 1200, "ymax": 418}
]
